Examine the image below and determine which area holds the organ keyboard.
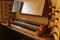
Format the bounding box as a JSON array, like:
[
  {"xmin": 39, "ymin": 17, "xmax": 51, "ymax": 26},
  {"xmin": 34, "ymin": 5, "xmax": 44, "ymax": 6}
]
[{"xmin": 1, "ymin": 18, "xmax": 50, "ymax": 40}]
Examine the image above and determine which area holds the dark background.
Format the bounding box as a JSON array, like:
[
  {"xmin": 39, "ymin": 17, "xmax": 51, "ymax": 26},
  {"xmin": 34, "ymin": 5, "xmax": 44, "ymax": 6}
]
[{"xmin": 0, "ymin": 24, "xmax": 35, "ymax": 40}]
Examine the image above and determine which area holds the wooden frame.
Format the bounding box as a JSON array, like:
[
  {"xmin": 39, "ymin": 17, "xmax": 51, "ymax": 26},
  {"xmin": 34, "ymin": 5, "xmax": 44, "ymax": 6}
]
[
  {"xmin": 21, "ymin": 0, "xmax": 45, "ymax": 16},
  {"xmin": 12, "ymin": 0, "xmax": 49, "ymax": 17}
]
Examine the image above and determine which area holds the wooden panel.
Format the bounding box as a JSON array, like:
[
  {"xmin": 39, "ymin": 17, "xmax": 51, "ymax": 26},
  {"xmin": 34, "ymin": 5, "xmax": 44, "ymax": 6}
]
[
  {"xmin": 16, "ymin": 13, "xmax": 48, "ymax": 25},
  {"xmin": 21, "ymin": 0, "xmax": 45, "ymax": 16}
]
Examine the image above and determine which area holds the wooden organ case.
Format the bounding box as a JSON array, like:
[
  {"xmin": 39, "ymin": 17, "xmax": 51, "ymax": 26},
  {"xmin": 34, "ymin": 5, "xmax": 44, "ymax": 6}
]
[{"xmin": 0, "ymin": 0, "xmax": 60, "ymax": 40}]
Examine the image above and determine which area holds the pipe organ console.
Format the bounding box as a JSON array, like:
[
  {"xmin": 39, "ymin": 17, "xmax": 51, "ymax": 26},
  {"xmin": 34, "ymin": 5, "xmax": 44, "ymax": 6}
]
[{"xmin": 0, "ymin": 0, "xmax": 60, "ymax": 40}]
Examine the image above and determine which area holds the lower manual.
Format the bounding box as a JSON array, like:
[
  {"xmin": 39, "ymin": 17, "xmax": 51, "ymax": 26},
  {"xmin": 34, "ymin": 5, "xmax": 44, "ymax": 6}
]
[{"xmin": 10, "ymin": 22, "xmax": 39, "ymax": 31}]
